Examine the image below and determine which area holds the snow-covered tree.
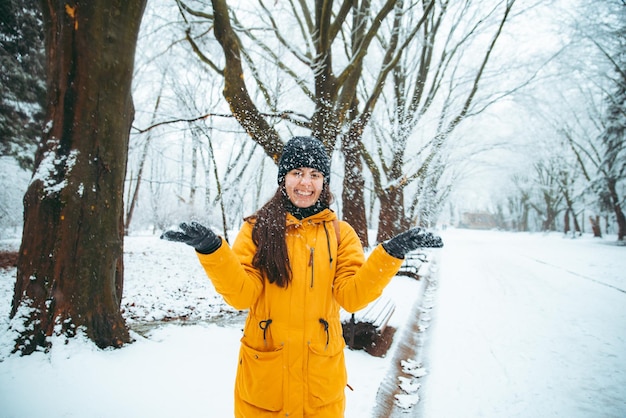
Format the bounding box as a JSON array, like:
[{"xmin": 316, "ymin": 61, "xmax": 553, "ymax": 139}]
[
  {"xmin": 11, "ymin": 0, "xmax": 147, "ymax": 354},
  {"xmin": 566, "ymin": 0, "xmax": 626, "ymax": 240},
  {"xmin": 594, "ymin": 13, "xmax": 626, "ymax": 240},
  {"xmin": 0, "ymin": 0, "xmax": 45, "ymax": 169},
  {"xmin": 166, "ymin": 0, "xmax": 528, "ymax": 245}
]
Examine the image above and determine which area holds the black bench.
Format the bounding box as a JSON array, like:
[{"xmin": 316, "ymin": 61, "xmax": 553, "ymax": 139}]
[{"xmin": 341, "ymin": 296, "xmax": 396, "ymax": 350}]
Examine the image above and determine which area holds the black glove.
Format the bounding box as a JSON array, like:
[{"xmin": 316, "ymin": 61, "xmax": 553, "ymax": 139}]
[
  {"xmin": 160, "ymin": 222, "xmax": 222, "ymax": 254},
  {"xmin": 382, "ymin": 227, "xmax": 443, "ymax": 258}
]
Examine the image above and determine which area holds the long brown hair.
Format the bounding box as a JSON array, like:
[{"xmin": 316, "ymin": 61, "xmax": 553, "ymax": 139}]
[{"xmin": 246, "ymin": 182, "xmax": 333, "ymax": 287}]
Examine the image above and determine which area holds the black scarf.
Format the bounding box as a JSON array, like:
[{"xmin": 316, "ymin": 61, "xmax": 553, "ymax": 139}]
[{"xmin": 284, "ymin": 199, "xmax": 328, "ymax": 220}]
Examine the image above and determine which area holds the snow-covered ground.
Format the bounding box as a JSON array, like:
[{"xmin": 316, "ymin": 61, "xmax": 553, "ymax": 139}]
[
  {"xmin": 417, "ymin": 229, "xmax": 626, "ymax": 418},
  {"xmin": 0, "ymin": 228, "xmax": 624, "ymax": 418}
]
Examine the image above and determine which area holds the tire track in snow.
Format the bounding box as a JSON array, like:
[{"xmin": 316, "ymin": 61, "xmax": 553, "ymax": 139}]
[{"xmin": 524, "ymin": 256, "xmax": 626, "ymax": 294}]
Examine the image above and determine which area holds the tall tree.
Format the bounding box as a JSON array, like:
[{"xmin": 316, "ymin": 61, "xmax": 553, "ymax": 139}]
[
  {"xmin": 360, "ymin": 0, "xmax": 518, "ymax": 240},
  {"xmin": 175, "ymin": 0, "xmax": 524, "ymax": 244},
  {"xmin": 559, "ymin": 0, "xmax": 626, "ymax": 240},
  {"xmin": 529, "ymin": 158, "xmax": 564, "ymax": 231},
  {"xmin": 595, "ymin": 15, "xmax": 626, "ymax": 240},
  {"xmin": 179, "ymin": 0, "xmax": 410, "ymax": 245},
  {"xmin": 10, "ymin": 0, "xmax": 147, "ymax": 354}
]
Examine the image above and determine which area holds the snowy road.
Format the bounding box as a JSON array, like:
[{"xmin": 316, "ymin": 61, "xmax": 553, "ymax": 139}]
[{"xmin": 416, "ymin": 230, "xmax": 626, "ymax": 418}]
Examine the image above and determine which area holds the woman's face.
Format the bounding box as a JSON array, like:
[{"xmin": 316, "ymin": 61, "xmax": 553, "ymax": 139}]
[{"xmin": 284, "ymin": 167, "xmax": 324, "ymax": 208}]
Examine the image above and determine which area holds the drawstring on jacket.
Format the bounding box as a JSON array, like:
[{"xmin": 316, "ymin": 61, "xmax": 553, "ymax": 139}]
[
  {"xmin": 319, "ymin": 318, "xmax": 329, "ymax": 348},
  {"xmin": 259, "ymin": 319, "xmax": 273, "ymax": 342}
]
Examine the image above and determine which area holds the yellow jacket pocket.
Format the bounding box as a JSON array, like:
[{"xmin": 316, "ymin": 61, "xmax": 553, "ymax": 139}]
[
  {"xmin": 306, "ymin": 340, "xmax": 347, "ymax": 409},
  {"xmin": 236, "ymin": 341, "xmax": 284, "ymax": 411}
]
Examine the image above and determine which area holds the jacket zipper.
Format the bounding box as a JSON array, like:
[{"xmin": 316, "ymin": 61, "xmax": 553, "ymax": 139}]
[{"xmin": 309, "ymin": 247, "xmax": 315, "ymax": 287}]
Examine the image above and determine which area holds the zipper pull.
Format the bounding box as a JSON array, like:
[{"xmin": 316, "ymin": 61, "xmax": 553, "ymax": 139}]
[{"xmin": 309, "ymin": 247, "xmax": 315, "ymax": 287}]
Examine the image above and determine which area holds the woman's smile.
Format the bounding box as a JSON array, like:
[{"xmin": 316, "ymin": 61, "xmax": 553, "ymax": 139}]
[{"xmin": 285, "ymin": 168, "xmax": 324, "ymax": 208}]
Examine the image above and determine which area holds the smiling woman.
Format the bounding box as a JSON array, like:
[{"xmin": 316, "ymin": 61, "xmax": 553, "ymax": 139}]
[{"xmin": 161, "ymin": 136, "xmax": 443, "ymax": 417}]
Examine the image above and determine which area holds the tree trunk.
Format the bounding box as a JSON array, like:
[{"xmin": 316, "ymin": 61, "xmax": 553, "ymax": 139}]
[
  {"xmin": 614, "ymin": 205, "xmax": 626, "ymax": 241},
  {"xmin": 341, "ymin": 133, "xmax": 369, "ymax": 248},
  {"xmin": 541, "ymin": 191, "xmax": 559, "ymax": 232},
  {"xmin": 210, "ymin": 0, "xmax": 282, "ymax": 161},
  {"xmin": 573, "ymin": 213, "xmax": 581, "ymax": 235},
  {"xmin": 607, "ymin": 179, "xmax": 626, "ymax": 241},
  {"xmin": 589, "ymin": 215, "xmax": 602, "ymax": 238},
  {"xmin": 205, "ymin": 132, "xmax": 229, "ymax": 242},
  {"xmin": 376, "ymin": 186, "xmax": 407, "ymax": 243},
  {"xmin": 11, "ymin": 0, "xmax": 146, "ymax": 354}
]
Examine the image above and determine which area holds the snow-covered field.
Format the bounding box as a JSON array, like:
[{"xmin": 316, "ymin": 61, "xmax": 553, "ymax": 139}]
[{"xmin": 0, "ymin": 228, "xmax": 625, "ymax": 418}]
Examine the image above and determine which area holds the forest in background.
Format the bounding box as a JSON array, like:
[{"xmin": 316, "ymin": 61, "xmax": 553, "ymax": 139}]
[
  {"xmin": 1, "ymin": 0, "xmax": 624, "ymax": 241},
  {"xmin": 0, "ymin": 0, "xmax": 624, "ymax": 355}
]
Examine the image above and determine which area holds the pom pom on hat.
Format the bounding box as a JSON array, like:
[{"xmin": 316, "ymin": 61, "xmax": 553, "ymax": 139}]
[{"xmin": 277, "ymin": 136, "xmax": 331, "ymax": 184}]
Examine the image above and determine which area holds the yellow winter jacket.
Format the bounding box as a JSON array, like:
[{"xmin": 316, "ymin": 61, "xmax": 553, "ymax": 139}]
[{"xmin": 197, "ymin": 209, "xmax": 403, "ymax": 417}]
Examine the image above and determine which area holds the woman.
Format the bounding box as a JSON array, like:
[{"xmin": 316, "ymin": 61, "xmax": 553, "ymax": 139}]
[{"xmin": 162, "ymin": 136, "xmax": 443, "ymax": 417}]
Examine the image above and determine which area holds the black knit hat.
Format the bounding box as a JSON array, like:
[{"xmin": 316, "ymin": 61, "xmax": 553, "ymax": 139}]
[{"xmin": 277, "ymin": 136, "xmax": 331, "ymax": 184}]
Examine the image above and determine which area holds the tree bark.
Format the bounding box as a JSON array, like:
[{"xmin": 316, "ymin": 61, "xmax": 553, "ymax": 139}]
[
  {"xmin": 589, "ymin": 215, "xmax": 602, "ymax": 238},
  {"xmin": 210, "ymin": 0, "xmax": 283, "ymax": 162},
  {"xmin": 11, "ymin": 0, "xmax": 146, "ymax": 354},
  {"xmin": 341, "ymin": 132, "xmax": 369, "ymax": 248},
  {"xmin": 606, "ymin": 179, "xmax": 626, "ymax": 241},
  {"xmin": 377, "ymin": 186, "xmax": 409, "ymax": 242}
]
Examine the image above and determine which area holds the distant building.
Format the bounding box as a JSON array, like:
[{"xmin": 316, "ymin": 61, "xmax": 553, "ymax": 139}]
[{"xmin": 459, "ymin": 212, "xmax": 497, "ymax": 230}]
